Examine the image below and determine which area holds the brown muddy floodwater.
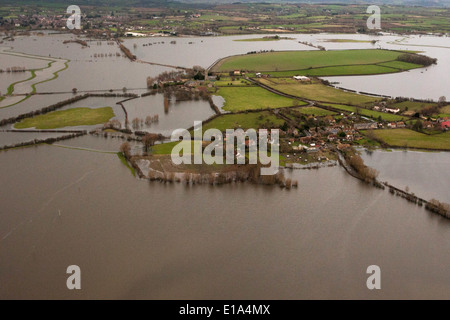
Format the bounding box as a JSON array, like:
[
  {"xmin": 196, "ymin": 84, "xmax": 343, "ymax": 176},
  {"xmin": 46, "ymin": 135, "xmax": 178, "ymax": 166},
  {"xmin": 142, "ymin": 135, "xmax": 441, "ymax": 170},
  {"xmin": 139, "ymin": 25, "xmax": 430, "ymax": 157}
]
[{"xmin": 0, "ymin": 141, "xmax": 449, "ymax": 299}]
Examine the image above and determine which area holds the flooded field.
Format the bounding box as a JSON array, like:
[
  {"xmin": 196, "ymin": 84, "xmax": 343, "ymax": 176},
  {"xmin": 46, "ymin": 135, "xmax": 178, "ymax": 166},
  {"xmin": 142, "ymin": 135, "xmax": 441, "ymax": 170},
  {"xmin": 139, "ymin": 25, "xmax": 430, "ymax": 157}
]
[
  {"xmin": 1, "ymin": 143, "xmax": 450, "ymax": 299},
  {"xmin": 0, "ymin": 32, "xmax": 449, "ymax": 299}
]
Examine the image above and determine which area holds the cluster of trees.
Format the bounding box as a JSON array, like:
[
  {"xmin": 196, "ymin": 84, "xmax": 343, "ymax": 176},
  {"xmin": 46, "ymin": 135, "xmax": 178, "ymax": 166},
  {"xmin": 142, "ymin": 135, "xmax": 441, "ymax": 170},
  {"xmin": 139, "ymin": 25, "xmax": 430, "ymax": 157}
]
[
  {"xmin": 131, "ymin": 117, "xmax": 144, "ymax": 130},
  {"xmin": 119, "ymin": 44, "xmax": 136, "ymax": 61},
  {"xmin": 92, "ymin": 52, "xmax": 122, "ymax": 58},
  {"xmin": 145, "ymin": 165, "xmax": 297, "ymax": 189},
  {"xmin": 298, "ymin": 40, "xmax": 325, "ymax": 51},
  {"xmin": 0, "ymin": 132, "xmax": 86, "ymax": 151},
  {"xmin": 104, "ymin": 119, "xmax": 122, "ymax": 130},
  {"xmin": 145, "ymin": 115, "xmax": 159, "ymax": 126},
  {"xmin": 0, "ymin": 66, "xmax": 27, "ymax": 73},
  {"xmin": 131, "ymin": 115, "xmax": 160, "ymax": 130},
  {"xmin": 120, "ymin": 142, "xmax": 131, "ymax": 159},
  {"xmin": 346, "ymin": 153, "xmax": 379, "ymax": 184},
  {"xmin": 146, "ymin": 66, "xmax": 206, "ymax": 89},
  {"xmin": 247, "ymin": 49, "xmax": 275, "ymax": 55},
  {"xmin": 426, "ymin": 199, "xmax": 450, "ymax": 219},
  {"xmin": 397, "ymin": 53, "xmax": 437, "ymax": 66},
  {"xmin": 421, "ymin": 104, "xmax": 441, "ymax": 117},
  {"xmin": 142, "ymin": 133, "xmax": 161, "ymax": 153},
  {"xmin": 63, "ymin": 39, "xmax": 88, "ymax": 47}
]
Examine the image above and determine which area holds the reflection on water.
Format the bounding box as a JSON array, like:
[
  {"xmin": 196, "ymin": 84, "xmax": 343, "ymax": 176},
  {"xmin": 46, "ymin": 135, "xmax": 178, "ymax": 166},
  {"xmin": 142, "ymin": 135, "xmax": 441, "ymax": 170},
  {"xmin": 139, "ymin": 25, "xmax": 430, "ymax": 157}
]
[
  {"xmin": 0, "ymin": 144, "xmax": 449, "ymax": 299},
  {"xmin": 361, "ymin": 149, "xmax": 450, "ymax": 203}
]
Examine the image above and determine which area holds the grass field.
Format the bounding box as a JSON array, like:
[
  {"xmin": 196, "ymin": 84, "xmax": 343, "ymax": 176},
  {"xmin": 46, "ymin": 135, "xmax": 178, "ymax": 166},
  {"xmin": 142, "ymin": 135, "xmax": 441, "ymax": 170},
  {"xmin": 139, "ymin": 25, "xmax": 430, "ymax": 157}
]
[
  {"xmin": 152, "ymin": 141, "xmax": 193, "ymax": 155},
  {"xmin": 441, "ymin": 106, "xmax": 450, "ymax": 113},
  {"xmin": 15, "ymin": 107, "xmax": 115, "ymax": 129},
  {"xmin": 377, "ymin": 60, "xmax": 422, "ymax": 70},
  {"xmin": 390, "ymin": 101, "xmax": 437, "ymax": 112},
  {"xmin": 215, "ymin": 86, "xmax": 305, "ymax": 111},
  {"xmin": 214, "ymin": 77, "xmax": 252, "ymax": 86},
  {"xmin": 294, "ymin": 106, "xmax": 336, "ymax": 116},
  {"xmin": 439, "ymin": 105, "xmax": 450, "ymax": 118},
  {"xmin": 202, "ymin": 111, "xmax": 285, "ymax": 132},
  {"xmin": 212, "ymin": 49, "xmax": 415, "ymax": 73},
  {"xmin": 268, "ymin": 64, "xmax": 401, "ymax": 77},
  {"xmin": 365, "ymin": 129, "xmax": 450, "ymax": 150},
  {"xmin": 323, "ymin": 103, "xmax": 406, "ymax": 121},
  {"xmin": 259, "ymin": 78, "xmax": 379, "ymax": 105}
]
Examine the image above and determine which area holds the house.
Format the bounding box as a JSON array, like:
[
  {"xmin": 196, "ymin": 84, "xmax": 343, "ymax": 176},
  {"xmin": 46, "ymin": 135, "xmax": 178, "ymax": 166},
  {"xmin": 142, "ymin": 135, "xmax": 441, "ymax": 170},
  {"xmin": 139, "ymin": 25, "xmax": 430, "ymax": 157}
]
[
  {"xmin": 388, "ymin": 122, "xmax": 397, "ymax": 128},
  {"xmin": 385, "ymin": 108, "xmax": 401, "ymax": 114},
  {"xmin": 293, "ymin": 76, "xmax": 310, "ymax": 82},
  {"xmin": 423, "ymin": 121, "xmax": 433, "ymax": 128},
  {"xmin": 354, "ymin": 123, "xmax": 377, "ymax": 130},
  {"xmin": 300, "ymin": 136, "xmax": 312, "ymax": 144},
  {"xmin": 397, "ymin": 122, "xmax": 406, "ymax": 128},
  {"xmin": 441, "ymin": 121, "xmax": 450, "ymax": 130},
  {"xmin": 233, "ymin": 70, "xmax": 241, "ymax": 76},
  {"xmin": 125, "ymin": 32, "xmax": 146, "ymax": 37},
  {"xmin": 327, "ymin": 134, "xmax": 337, "ymax": 142}
]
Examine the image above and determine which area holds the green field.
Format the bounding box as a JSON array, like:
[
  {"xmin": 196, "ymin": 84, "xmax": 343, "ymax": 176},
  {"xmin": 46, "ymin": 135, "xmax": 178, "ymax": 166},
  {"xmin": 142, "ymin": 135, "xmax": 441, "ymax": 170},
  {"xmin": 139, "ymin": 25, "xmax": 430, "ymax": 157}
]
[
  {"xmin": 259, "ymin": 78, "xmax": 379, "ymax": 105},
  {"xmin": 268, "ymin": 64, "xmax": 401, "ymax": 77},
  {"xmin": 323, "ymin": 103, "xmax": 406, "ymax": 121},
  {"xmin": 214, "ymin": 77, "xmax": 252, "ymax": 86},
  {"xmin": 212, "ymin": 49, "xmax": 416, "ymax": 73},
  {"xmin": 15, "ymin": 107, "xmax": 115, "ymax": 129},
  {"xmin": 390, "ymin": 100, "xmax": 437, "ymax": 112},
  {"xmin": 438, "ymin": 105, "xmax": 450, "ymax": 118},
  {"xmin": 152, "ymin": 141, "xmax": 193, "ymax": 155},
  {"xmin": 202, "ymin": 111, "xmax": 285, "ymax": 132},
  {"xmin": 377, "ymin": 60, "xmax": 422, "ymax": 70},
  {"xmin": 365, "ymin": 129, "xmax": 450, "ymax": 150},
  {"xmin": 215, "ymin": 86, "xmax": 305, "ymax": 112},
  {"xmin": 294, "ymin": 106, "xmax": 336, "ymax": 116}
]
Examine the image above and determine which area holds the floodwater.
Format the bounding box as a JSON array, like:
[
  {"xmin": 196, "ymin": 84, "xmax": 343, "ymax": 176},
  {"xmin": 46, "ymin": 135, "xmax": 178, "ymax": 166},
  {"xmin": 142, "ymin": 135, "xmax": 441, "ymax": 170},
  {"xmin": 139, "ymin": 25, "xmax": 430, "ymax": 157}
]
[
  {"xmin": 0, "ymin": 72, "xmax": 30, "ymax": 94},
  {"xmin": 321, "ymin": 34, "xmax": 450, "ymax": 100},
  {"xmin": 122, "ymin": 94, "xmax": 217, "ymax": 136},
  {"xmin": 0, "ymin": 131, "xmax": 70, "ymax": 147},
  {"xmin": 361, "ymin": 149, "xmax": 450, "ymax": 203},
  {"xmin": 0, "ymin": 32, "xmax": 449, "ymax": 299},
  {"xmin": 1, "ymin": 143, "xmax": 450, "ymax": 299},
  {"xmin": 4, "ymin": 33, "xmax": 449, "ymax": 99}
]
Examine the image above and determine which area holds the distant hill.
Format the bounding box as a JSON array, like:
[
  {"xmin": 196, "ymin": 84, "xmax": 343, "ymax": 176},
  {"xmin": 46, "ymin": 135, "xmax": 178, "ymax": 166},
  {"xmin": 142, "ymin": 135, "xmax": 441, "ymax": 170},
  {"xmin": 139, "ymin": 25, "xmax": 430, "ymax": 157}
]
[
  {"xmin": 180, "ymin": 0, "xmax": 450, "ymax": 7},
  {"xmin": 3, "ymin": 0, "xmax": 450, "ymax": 7},
  {"xmin": 181, "ymin": 0, "xmax": 450, "ymax": 6}
]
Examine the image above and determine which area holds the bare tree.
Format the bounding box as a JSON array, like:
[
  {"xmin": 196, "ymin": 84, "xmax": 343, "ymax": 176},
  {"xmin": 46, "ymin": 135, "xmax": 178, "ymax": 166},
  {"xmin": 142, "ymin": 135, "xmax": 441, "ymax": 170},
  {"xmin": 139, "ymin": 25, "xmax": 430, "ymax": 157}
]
[
  {"xmin": 142, "ymin": 133, "xmax": 158, "ymax": 153},
  {"xmin": 120, "ymin": 142, "xmax": 131, "ymax": 159}
]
